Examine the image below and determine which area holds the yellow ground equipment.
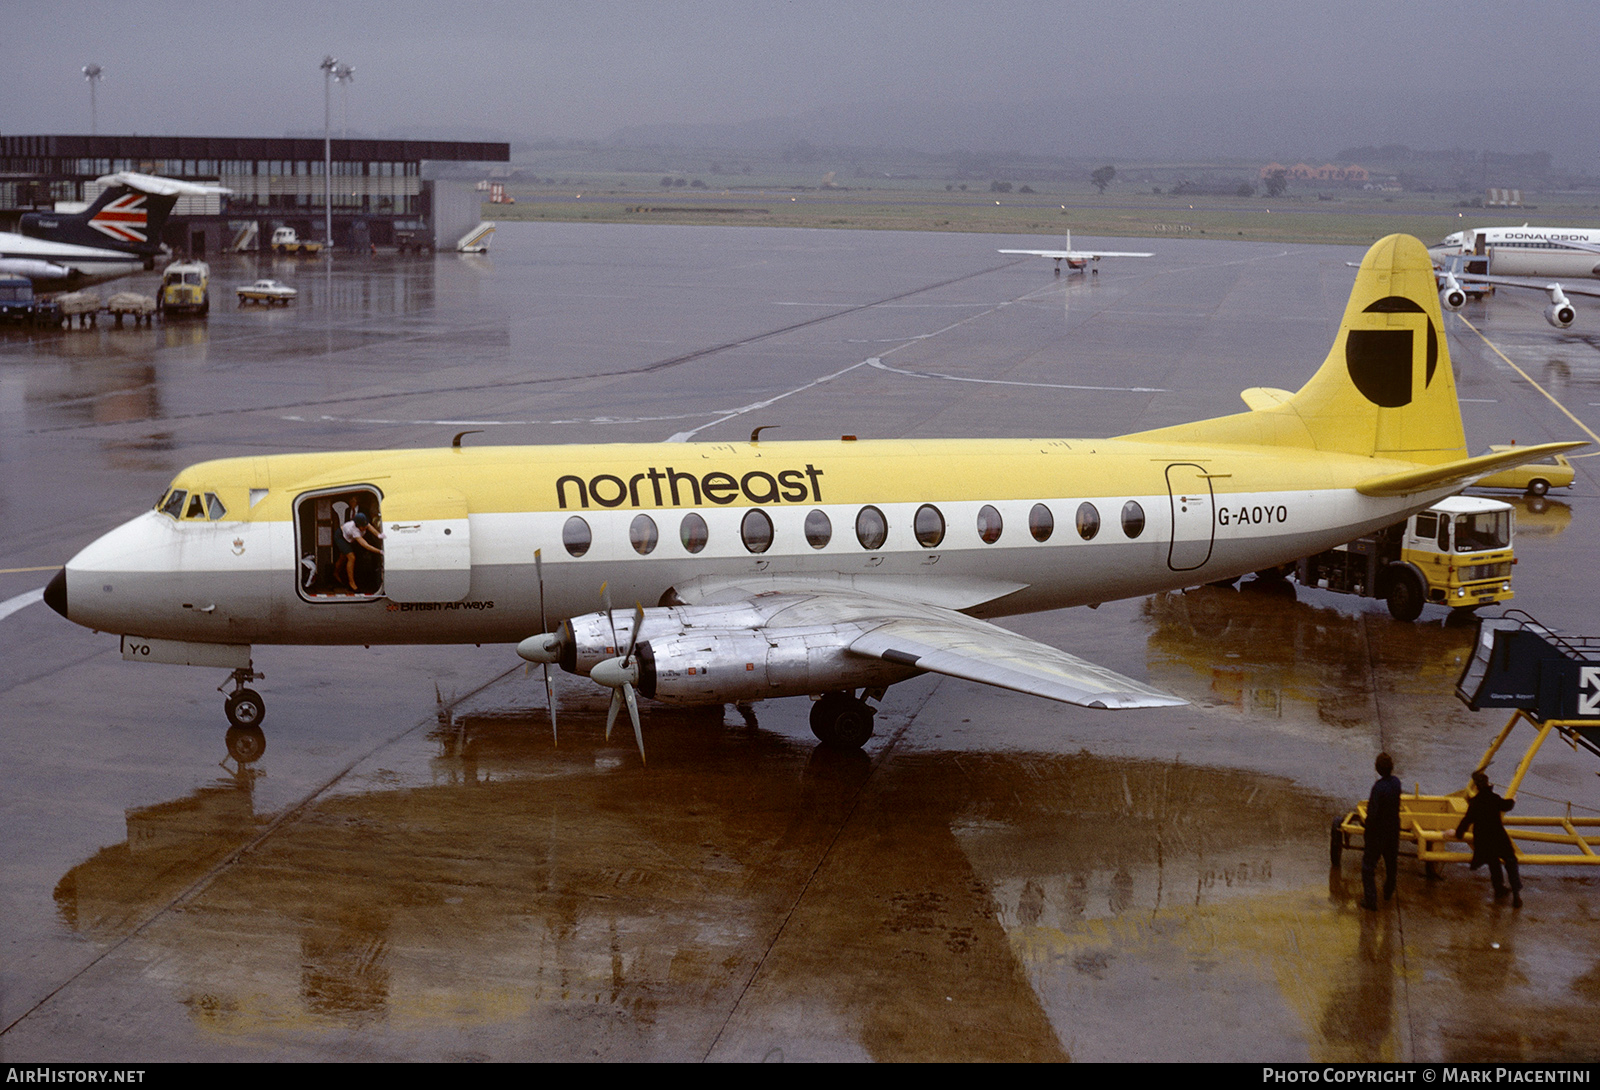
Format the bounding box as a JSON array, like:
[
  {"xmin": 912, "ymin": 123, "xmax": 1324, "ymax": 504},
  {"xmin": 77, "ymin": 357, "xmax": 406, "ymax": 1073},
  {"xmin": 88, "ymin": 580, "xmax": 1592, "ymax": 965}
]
[{"xmin": 1332, "ymin": 612, "xmax": 1600, "ymax": 870}]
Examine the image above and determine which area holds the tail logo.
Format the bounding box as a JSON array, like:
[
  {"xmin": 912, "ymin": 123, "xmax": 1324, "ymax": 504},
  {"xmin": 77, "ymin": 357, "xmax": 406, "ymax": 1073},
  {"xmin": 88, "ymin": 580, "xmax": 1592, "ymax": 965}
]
[
  {"xmin": 88, "ymin": 193, "xmax": 149, "ymax": 245},
  {"xmin": 1345, "ymin": 296, "xmax": 1438, "ymax": 408}
]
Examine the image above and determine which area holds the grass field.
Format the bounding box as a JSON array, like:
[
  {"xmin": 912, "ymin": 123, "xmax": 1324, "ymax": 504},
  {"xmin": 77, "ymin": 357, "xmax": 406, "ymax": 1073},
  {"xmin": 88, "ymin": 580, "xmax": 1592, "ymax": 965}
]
[{"xmin": 481, "ymin": 183, "xmax": 1600, "ymax": 247}]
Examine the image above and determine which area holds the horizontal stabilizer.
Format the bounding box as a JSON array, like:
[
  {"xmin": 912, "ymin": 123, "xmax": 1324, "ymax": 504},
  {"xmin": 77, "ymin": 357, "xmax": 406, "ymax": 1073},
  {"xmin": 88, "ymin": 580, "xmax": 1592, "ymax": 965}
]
[
  {"xmin": 1356, "ymin": 441, "xmax": 1587, "ymax": 497},
  {"xmin": 95, "ymin": 172, "xmax": 232, "ymax": 197}
]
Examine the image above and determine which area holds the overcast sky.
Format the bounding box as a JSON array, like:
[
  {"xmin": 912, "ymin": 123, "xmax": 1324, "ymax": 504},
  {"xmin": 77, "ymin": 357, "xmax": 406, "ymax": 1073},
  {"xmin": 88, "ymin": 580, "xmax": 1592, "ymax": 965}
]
[{"xmin": 5, "ymin": 1, "xmax": 1596, "ymax": 169}]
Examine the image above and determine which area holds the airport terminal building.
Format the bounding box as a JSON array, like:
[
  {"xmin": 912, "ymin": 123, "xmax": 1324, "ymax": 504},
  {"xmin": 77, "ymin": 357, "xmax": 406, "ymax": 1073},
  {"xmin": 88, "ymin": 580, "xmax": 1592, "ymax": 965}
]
[{"xmin": 0, "ymin": 134, "xmax": 509, "ymax": 255}]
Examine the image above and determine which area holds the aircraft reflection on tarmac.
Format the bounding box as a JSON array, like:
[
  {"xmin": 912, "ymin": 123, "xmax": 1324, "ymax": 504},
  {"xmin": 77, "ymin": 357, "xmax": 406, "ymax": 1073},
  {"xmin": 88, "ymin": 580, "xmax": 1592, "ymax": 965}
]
[
  {"xmin": 1141, "ymin": 580, "xmax": 1477, "ymax": 730},
  {"xmin": 46, "ymin": 709, "xmax": 1599, "ymax": 1061}
]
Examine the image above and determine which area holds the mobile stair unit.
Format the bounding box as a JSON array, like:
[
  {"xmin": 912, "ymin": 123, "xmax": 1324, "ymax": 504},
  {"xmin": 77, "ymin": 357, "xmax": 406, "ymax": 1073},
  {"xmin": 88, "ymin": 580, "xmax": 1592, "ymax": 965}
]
[{"xmin": 1332, "ymin": 611, "xmax": 1600, "ymax": 871}]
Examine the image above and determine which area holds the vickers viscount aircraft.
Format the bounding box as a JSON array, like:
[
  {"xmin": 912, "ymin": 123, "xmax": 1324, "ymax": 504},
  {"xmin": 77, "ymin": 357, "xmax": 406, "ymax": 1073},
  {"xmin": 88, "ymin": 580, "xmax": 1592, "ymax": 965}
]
[
  {"xmin": 0, "ymin": 173, "xmax": 228, "ymax": 290},
  {"xmin": 998, "ymin": 230, "xmax": 1153, "ymax": 274},
  {"xmin": 1428, "ymin": 225, "xmax": 1600, "ymax": 329},
  {"xmin": 44, "ymin": 235, "xmax": 1583, "ymax": 763}
]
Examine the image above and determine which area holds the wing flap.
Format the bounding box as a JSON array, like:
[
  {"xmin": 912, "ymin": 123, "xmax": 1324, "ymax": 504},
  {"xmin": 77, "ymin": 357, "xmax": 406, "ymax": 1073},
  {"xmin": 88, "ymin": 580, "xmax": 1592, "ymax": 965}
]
[{"xmin": 850, "ymin": 618, "xmax": 1185, "ymax": 710}]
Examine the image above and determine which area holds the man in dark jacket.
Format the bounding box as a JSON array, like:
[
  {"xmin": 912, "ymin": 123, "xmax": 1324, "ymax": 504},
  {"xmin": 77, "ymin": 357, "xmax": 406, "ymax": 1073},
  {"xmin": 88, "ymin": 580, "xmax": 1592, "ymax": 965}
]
[
  {"xmin": 1456, "ymin": 770, "xmax": 1522, "ymax": 907},
  {"xmin": 1362, "ymin": 752, "xmax": 1402, "ymax": 910}
]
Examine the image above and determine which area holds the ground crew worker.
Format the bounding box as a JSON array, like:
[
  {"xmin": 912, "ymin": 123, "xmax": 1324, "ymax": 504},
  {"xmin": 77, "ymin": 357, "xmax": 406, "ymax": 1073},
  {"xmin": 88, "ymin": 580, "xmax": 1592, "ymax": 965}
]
[
  {"xmin": 1362, "ymin": 752, "xmax": 1401, "ymax": 910},
  {"xmin": 1455, "ymin": 770, "xmax": 1522, "ymax": 908}
]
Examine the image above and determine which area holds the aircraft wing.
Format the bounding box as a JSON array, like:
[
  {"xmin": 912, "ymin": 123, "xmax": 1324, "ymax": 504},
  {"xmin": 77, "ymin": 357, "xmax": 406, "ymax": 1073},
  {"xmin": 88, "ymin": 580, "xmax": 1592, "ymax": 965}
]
[
  {"xmin": 999, "ymin": 248, "xmax": 1154, "ymax": 259},
  {"xmin": 1450, "ymin": 272, "xmax": 1600, "ymax": 299},
  {"xmin": 848, "ymin": 615, "xmax": 1185, "ymax": 710},
  {"xmin": 96, "ymin": 172, "xmax": 232, "ymax": 197},
  {"xmin": 664, "ymin": 576, "xmax": 1184, "ymax": 711}
]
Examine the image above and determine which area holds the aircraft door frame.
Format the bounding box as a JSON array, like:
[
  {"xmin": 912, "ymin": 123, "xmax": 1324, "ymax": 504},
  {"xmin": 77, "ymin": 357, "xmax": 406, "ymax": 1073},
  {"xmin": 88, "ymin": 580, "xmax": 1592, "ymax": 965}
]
[{"xmin": 1165, "ymin": 463, "xmax": 1216, "ymax": 572}]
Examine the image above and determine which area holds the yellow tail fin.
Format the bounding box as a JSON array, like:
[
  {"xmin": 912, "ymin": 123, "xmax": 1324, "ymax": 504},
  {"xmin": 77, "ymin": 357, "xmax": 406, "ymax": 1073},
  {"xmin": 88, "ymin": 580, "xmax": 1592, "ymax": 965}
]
[{"xmin": 1125, "ymin": 234, "xmax": 1468, "ymax": 465}]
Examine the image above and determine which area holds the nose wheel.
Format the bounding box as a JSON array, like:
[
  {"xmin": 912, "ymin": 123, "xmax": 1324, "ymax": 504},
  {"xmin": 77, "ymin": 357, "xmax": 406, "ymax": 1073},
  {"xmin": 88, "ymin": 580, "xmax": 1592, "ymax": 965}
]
[{"xmin": 219, "ymin": 666, "xmax": 267, "ymax": 761}]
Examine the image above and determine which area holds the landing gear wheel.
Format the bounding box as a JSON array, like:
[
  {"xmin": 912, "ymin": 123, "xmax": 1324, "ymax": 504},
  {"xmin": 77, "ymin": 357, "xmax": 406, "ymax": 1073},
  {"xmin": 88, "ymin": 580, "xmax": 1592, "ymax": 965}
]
[
  {"xmin": 225, "ymin": 725, "xmax": 267, "ymax": 763},
  {"xmin": 810, "ymin": 692, "xmax": 875, "ymax": 750},
  {"xmin": 1385, "ymin": 569, "xmax": 1425, "ymax": 622},
  {"xmin": 1528, "ymin": 478, "xmax": 1549, "ymax": 497},
  {"xmin": 225, "ymin": 688, "xmax": 266, "ymax": 728},
  {"xmin": 1330, "ymin": 819, "xmax": 1344, "ymax": 867}
]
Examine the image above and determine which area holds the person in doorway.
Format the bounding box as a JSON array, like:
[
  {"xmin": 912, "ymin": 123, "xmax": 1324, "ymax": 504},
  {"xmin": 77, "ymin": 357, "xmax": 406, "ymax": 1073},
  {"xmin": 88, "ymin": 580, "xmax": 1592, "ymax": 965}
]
[
  {"xmin": 337, "ymin": 509, "xmax": 384, "ymax": 593},
  {"xmin": 1455, "ymin": 770, "xmax": 1522, "ymax": 908},
  {"xmin": 1361, "ymin": 752, "xmax": 1402, "ymax": 910}
]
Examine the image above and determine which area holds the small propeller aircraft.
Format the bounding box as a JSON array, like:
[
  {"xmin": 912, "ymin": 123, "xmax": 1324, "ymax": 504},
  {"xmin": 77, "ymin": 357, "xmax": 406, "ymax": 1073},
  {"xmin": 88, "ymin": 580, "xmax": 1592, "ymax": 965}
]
[
  {"xmin": 44, "ymin": 235, "xmax": 1583, "ymax": 762},
  {"xmin": 998, "ymin": 230, "xmax": 1153, "ymax": 273}
]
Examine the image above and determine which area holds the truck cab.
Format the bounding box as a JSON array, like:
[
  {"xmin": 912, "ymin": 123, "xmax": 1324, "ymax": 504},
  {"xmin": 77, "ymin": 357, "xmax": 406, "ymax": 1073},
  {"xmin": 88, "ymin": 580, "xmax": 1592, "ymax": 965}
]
[
  {"xmin": 1295, "ymin": 495, "xmax": 1515, "ymax": 621},
  {"xmin": 158, "ymin": 261, "xmax": 210, "ymax": 316}
]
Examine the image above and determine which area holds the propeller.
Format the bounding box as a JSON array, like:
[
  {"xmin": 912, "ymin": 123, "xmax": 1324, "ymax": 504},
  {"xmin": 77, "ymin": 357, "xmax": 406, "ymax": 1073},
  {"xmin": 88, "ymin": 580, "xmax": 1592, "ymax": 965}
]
[
  {"xmin": 514, "ymin": 548, "xmax": 560, "ymax": 745},
  {"xmin": 591, "ymin": 588, "xmax": 647, "ymax": 763}
]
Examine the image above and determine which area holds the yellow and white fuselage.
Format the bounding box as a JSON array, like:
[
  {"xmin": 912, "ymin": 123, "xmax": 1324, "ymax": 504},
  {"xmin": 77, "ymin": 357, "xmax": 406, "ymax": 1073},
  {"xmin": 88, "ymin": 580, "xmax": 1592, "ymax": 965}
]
[{"xmin": 44, "ymin": 236, "xmax": 1585, "ymax": 746}]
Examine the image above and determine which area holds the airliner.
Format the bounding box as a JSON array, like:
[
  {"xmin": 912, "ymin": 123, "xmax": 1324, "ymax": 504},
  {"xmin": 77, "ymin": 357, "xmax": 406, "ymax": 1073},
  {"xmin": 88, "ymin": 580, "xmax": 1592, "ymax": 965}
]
[
  {"xmin": 42, "ymin": 235, "xmax": 1582, "ymax": 763},
  {"xmin": 1429, "ymin": 225, "xmax": 1600, "ymax": 328},
  {"xmin": 998, "ymin": 230, "xmax": 1153, "ymax": 273},
  {"xmin": 0, "ymin": 173, "xmax": 229, "ymax": 290}
]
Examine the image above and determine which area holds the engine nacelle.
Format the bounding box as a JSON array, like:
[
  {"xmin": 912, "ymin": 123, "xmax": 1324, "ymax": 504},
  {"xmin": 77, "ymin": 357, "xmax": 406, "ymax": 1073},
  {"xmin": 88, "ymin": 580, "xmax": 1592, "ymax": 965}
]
[
  {"xmin": 1544, "ymin": 285, "xmax": 1576, "ymax": 329},
  {"xmin": 559, "ymin": 612, "xmax": 641, "ymax": 676},
  {"xmin": 1439, "ymin": 275, "xmax": 1466, "ymax": 312},
  {"xmin": 635, "ymin": 629, "xmax": 917, "ymax": 704}
]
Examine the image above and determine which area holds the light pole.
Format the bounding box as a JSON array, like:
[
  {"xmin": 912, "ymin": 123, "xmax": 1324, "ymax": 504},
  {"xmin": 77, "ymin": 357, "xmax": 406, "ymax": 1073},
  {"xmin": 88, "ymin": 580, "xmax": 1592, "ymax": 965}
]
[
  {"xmin": 82, "ymin": 64, "xmax": 102, "ymax": 136},
  {"xmin": 334, "ymin": 63, "xmax": 354, "ymax": 140},
  {"xmin": 319, "ymin": 55, "xmax": 336, "ymax": 249}
]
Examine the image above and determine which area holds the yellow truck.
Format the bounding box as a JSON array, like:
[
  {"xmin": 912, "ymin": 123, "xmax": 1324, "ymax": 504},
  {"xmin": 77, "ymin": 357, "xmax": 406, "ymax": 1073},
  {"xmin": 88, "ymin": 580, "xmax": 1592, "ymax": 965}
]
[
  {"xmin": 270, "ymin": 227, "xmax": 325, "ymax": 256},
  {"xmin": 1294, "ymin": 495, "xmax": 1515, "ymax": 621},
  {"xmin": 157, "ymin": 261, "xmax": 210, "ymax": 317}
]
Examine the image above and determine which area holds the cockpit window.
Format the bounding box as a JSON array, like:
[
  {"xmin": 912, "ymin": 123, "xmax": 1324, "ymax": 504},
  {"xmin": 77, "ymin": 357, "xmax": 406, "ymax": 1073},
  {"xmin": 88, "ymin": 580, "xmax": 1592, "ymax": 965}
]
[
  {"xmin": 159, "ymin": 489, "xmax": 186, "ymax": 519},
  {"xmin": 205, "ymin": 493, "xmax": 226, "ymax": 520},
  {"xmin": 185, "ymin": 493, "xmax": 205, "ymax": 519}
]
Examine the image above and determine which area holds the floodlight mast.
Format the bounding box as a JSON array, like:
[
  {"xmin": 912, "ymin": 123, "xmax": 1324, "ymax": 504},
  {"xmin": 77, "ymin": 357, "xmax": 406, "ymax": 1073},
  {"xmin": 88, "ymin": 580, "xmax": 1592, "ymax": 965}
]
[
  {"xmin": 334, "ymin": 63, "xmax": 355, "ymax": 141},
  {"xmin": 82, "ymin": 64, "xmax": 103, "ymax": 136},
  {"xmin": 320, "ymin": 55, "xmax": 336, "ymax": 250}
]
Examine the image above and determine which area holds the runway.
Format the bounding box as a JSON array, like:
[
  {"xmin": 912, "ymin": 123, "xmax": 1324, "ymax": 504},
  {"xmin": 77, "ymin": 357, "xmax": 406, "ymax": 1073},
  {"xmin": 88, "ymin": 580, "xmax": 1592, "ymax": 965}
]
[{"xmin": 2, "ymin": 224, "xmax": 1597, "ymax": 1061}]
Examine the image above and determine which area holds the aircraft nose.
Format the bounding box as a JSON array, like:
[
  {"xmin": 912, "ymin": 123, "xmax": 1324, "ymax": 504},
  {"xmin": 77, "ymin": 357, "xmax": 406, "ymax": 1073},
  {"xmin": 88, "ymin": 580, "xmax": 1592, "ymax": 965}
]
[{"xmin": 43, "ymin": 567, "xmax": 68, "ymax": 619}]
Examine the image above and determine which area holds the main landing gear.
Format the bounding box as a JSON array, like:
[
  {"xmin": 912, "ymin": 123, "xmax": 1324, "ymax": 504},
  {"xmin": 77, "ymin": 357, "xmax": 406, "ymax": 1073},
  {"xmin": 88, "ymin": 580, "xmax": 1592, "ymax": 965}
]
[
  {"xmin": 219, "ymin": 666, "xmax": 267, "ymax": 763},
  {"xmin": 809, "ymin": 691, "xmax": 876, "ymax": 750}
]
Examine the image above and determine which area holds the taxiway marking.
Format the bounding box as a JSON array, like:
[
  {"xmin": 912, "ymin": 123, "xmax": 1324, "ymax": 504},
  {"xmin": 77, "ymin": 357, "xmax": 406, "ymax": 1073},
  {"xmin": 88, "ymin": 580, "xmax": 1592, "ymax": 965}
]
[
  {"xmin": 1458, "ymin": 315, "xmax": 1600, "ymax": 446},
  {"xmin": 0, "ymin": 588, "xmax": 44, "ymax": 622}
]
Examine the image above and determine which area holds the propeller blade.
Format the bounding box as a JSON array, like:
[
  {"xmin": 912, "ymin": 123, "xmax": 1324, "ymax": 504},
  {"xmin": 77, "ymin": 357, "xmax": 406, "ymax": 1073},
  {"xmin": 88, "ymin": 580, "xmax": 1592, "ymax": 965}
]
[
  {"xmin": 543, "ymin": 663, "xmax": 558, "ymax": 746},
  {"xmin": 535, "ymin": 548, "xmax": 558, "ymax": 745},
  {"xmin": 624, "ymin": 682, "xmax": 644, "ymax": 764},
  {"xmin": 625, "ymin": 601, "xmax": 645, "ymax": 663},
  {"xmin": 605, "ymin": 688, "xmax": 622, "ymax": 740}
]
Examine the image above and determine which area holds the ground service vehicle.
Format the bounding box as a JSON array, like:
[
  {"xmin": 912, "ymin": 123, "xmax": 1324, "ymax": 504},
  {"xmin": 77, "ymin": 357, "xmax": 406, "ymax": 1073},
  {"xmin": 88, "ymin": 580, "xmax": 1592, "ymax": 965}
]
[
  {"xmin": 270, "ymin": 227, "xmax": 324, "ymax": 256},
  {"xmin": 1474, "ymin": 446, "xmax": 1574, "ymax": 496},
  {"xmin": 158, "ymin": 261, "xmax": 209, "ymax": 316},
  {"xmin": 1294, "ymin": 495, "xmax": 1514, "ymax": 621}
]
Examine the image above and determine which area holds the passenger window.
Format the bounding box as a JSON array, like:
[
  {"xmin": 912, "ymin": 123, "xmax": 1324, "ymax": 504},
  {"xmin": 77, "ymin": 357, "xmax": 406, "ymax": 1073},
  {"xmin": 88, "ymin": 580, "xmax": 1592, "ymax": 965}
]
[
  {"xmin": 680, "ymin": 512, "xmax": 708, "ymax": 554},
  {"xmin": 976, "ymin": 505, "xmax": 1003, "ymax": 544},
  {"xmin": 629, "ymin": 513, "xmax": 658, "ymax": 556},
  {"xmin": 1076, "ymin": 502, "xmax": 1100, "ymax": 541},
  {"xmin": 1029, "ymin": 503, "xmax": 1054, "ymax": 542},
  {"xmin": 1121, "ymin": 501, "xmax": 1146, "ymax": 538},
  {"xmin": 159, "ymin": 490, "xmax": 186, "ymax": 519},
  {"xmin": 563, "ymin": 516, "xmax": 591, "ymax": 558},
  {"xmin": 205, "ymin": 493, "xmax": 226, "ymax": 520},
  {"xmin": 805, "ymin": 509, "xmax": 832, "ymax": 549},
  {"xmin": 185, "ymin": 493, "xmax": 205, "ymax": 519},
  {"xmin": 855, "ymin": 506, "xmax": 888, "ymax": 550},
  {"xmin": 741, "ymin": 509, "xmax": 774, "ymax": 554},
  {"xmin": 914, "ymin": 504, "xmax": 945, "ymax": 548}
]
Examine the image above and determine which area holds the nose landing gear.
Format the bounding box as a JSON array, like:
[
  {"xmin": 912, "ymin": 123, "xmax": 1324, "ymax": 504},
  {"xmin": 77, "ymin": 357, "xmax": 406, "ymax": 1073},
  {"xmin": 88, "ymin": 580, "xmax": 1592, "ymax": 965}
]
[{"xmin": 219, "ymin": 666, "xmax": 267, "ymax": 762}]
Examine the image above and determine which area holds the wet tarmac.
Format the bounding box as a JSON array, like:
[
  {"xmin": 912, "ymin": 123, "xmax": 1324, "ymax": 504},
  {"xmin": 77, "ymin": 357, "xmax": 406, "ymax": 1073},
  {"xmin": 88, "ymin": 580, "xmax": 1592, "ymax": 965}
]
[{"xmin": 2, "ymin": 227, "xmax": 1598, "ymax": 1061}]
